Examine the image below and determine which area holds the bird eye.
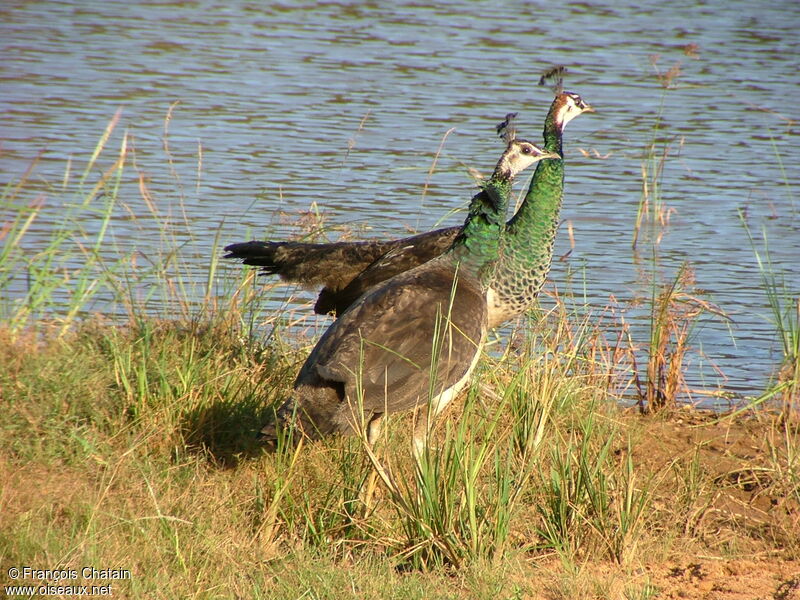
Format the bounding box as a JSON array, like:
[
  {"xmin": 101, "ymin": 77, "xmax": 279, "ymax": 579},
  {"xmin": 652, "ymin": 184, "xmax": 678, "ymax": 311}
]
[{"xmin": 521, "ymin": 145, "xmax": 532, "ymax": 154}]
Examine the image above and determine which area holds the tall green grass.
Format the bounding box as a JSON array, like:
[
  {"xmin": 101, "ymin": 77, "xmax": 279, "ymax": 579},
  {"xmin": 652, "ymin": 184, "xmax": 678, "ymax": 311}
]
[
  {"xmin": 0, "ymin": 112, "xmax": 129, "ymax": 333},
  {"xmin": 0, "ymin": 111, "xmax": 278, "ymax": 341},
  {"xmin": 5, "ymin": 302, "xmax": 797, "ymax": 598},
  {"xmin": 740, "ymin": 210, "xmax": 799, "ymax": 418},
  {"xmin": 535, "ymin": 413, "xmax": 649, "ymax": 566}
]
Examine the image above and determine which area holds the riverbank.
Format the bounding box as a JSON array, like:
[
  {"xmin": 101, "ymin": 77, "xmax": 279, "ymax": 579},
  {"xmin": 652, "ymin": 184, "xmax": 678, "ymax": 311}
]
[{"xmin": 2, "ymin": 316, "xmax": 798, "ymax": 599}]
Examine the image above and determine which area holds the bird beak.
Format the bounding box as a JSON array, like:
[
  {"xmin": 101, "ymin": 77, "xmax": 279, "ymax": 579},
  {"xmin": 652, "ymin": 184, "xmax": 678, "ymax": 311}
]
[
  {"xmin": 542, "ymin": 151, "xmax": 561, "ymax": 160},
  {"xmin": 583, "ymin": 102, "xmax": 596, "ymax": 114}
]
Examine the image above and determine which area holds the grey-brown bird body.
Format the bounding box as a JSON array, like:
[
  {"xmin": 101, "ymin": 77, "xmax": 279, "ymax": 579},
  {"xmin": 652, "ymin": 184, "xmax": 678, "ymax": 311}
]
[
  {"xmin": 258, "ymin": 139, "xmax": 558, "ymax": 449},
  {"xmin": 266, "ymin": 260, "xmax": 485, "ymax": 442}
]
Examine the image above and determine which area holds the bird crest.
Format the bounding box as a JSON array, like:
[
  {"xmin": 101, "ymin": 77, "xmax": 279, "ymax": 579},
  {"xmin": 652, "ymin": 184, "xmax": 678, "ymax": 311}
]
[
  {"xmin": 495, "ymin": 112, "xmax": 519, "ymax": 144},
  {"xmin": 538, "ymin": 65, "xmax": 567, "ymax": 95}
]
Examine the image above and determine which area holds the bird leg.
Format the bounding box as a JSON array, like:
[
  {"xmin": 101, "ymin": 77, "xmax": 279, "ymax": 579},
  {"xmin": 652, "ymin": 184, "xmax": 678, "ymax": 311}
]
[
  {"xmin": 366, "ymin": 414, "xmax": 384, "ymax": 447},
  {"xmin": 360, "ymin": 413, "xmax": 385, "ymax": 510},
  {"xmin": 412, "ymin": 409, "xmax": 432, "ymax": 460},
  {"xmin": 412, "ymin": 386, "xmax": 459, "ymax": 459}
]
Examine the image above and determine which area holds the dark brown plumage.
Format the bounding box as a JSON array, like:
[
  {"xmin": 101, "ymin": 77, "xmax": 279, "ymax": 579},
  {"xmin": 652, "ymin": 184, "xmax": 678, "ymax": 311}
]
[
  {"xmin": 319, "ymin": 228, "xmax": 460, "ymax": 315},
  {"xmin": 224, "ymin": 225, "xmax": 460, "ymax": 315},
  {"xmin": 257, "ymin": 139, "xmax": 558, "ymax": 452},
  {"xmin": 264, "ymin": 262, "xmax": 486, "ymax": 448}
]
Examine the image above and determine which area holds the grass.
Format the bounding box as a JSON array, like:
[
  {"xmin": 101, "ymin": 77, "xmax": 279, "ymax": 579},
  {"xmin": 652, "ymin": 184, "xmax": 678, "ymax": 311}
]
[
  {"xmin": 2, "ymin": 311, "xmax": 799, "ymax": 599},
  {"xmin": 2, "ymin": 66, "xmax": 799, "ymax": 598},
  {"xmin": 630, "ymin": 261, "xmax": 731, "ymax": 413},
  {"xmin": 740, "ymin": 210, "xmax": 800, "ymax": 420},
  {"xmin": 630, "ymin": 54, "xmax": 684, "ymax": 251}
]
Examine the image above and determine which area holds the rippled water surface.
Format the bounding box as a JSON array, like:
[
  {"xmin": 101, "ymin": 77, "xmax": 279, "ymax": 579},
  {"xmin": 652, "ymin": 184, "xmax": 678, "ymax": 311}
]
[{"xmin": 2, "ymin": 0, "xmax": 798, "ymax": 401}]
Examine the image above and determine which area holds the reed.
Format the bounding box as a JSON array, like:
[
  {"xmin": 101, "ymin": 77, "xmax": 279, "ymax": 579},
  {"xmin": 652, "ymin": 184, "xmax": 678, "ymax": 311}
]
[
  {"xmin": 631, "ymin": 54, "xmax": 685, "ymax": 250},
  {"xmin": 0, "ymin": 114, "xmax": 129, "ymax": 334},
  {"xmin": 629, "ymin": 262, "xmax": 728, "ymax": 412},
  {"xmin": 739, "ymin": 210, "xmax": 799, "ymax": 420}
]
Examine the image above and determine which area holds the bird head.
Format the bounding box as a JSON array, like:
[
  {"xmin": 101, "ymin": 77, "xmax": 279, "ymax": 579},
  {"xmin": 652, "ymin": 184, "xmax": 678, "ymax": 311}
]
[
  {"xmin": 554, "ymin": 91, "xmax": 595, "ymax": 131},
  {"xmin": 496, "ymin": 139, "xmax": 561, "ymax": 180}
]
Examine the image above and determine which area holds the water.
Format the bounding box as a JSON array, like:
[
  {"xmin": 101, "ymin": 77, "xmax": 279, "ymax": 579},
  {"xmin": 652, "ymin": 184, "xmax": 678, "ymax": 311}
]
[{"xmin": 2, "ymin": 0, "xmax": 798, "ymax": 401}]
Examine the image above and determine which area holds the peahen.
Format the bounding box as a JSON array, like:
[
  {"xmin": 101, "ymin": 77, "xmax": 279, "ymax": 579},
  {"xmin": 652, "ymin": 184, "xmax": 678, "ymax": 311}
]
[
  {"xmin": 225, "ymin": 91, "xmax": 593, "ymax": 324},
  {"xmin": 486, "ymin": 90, "xmax": 593, "ymax": 327},
  {"xmin": 260, "ymin": 138, "xmax": 559, "ymax": 452}
]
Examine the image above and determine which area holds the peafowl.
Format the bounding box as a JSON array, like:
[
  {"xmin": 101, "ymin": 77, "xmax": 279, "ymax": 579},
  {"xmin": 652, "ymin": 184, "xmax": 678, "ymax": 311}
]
[
  {"xmin": 260, "ymin": 138, "xmax": 559, "ymax": 452},
  {"xmin": 224, "ymin": 92, "xmax": 593, "ymax": 324},
  {"xmin": 486, "ymin": 90, "xmax": 593, "ymax": 327}
]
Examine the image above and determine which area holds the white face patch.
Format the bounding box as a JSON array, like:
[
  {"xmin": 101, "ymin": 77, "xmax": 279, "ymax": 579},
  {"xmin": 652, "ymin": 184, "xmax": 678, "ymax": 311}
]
[
  {"xmin": 506, "ymin": 142, "xmax": 548, "ymax": 178},
  {"xmin": 557, "ymin": 98, "xmax": 579, "ymax": 129},
  {"xmin": 494, "ymin": 140, "xmax": 555, "ymax": 180},
  {"xmin": 558, "ymin": 94, "xmax": 591, "ymax": 130}
]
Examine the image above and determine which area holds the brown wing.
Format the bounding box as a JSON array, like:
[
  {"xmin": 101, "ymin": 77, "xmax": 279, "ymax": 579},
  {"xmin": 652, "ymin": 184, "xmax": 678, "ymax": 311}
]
[
  {"xmin": 326, "ymin": 226, "xmax": 461, "ymax": 316},
  {"xmin": 295, "ymin": 260, "xmax": 487, "ymax": 430},
  {"xmin": 223, "ymin": 239, "xmax": 392, "ymax": 288},
  {"xmin": 224, "ymin": 227, "xmax": 461, "ymax": 316}
]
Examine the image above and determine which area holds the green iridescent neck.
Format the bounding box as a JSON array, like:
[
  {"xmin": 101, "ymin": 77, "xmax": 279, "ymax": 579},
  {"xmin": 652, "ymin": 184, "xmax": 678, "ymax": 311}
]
[
  {"xmin": 449, "ymin": 176, "xmax": 512, "ymax": 287},
  {"xmin": 488, "ymin": 98, "xmax": 566, "ymax": 314},
  {"xmin": 507, "ymin": 105, "xmax": 563, "ymax": 233},
  {"xmin": 500, "ymin": 100, "xmax": 564, "ymax": 254}
]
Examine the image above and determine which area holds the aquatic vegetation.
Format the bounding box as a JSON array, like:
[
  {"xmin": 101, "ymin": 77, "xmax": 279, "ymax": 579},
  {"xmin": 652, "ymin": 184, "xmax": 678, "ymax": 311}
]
[{"xmin": 740, "ymin": 210, "xmax": 800, "ymax": 420}]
